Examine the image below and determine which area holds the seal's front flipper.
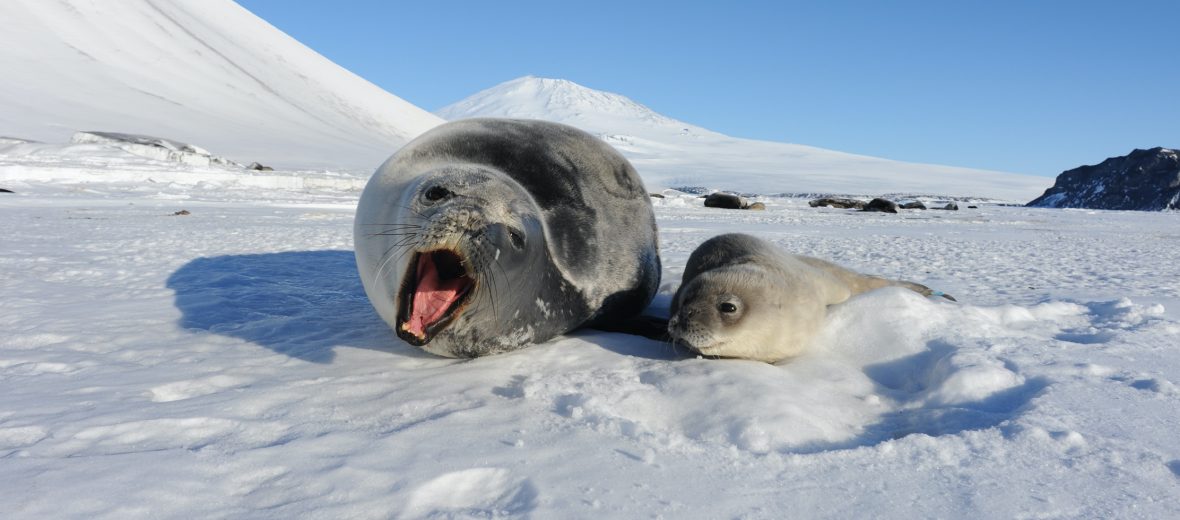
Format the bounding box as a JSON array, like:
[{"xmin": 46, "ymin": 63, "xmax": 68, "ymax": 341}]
[
  {"xmin": 930, "ymin": 290, "xmax": 957, "ymax": 302},
  {"xmin": 588, "ymin": 314, "xmax": 671, "ymax": 342},
  {"xmin": 893, "ymin": 280, "xmax": 957, "ymax": 302}
]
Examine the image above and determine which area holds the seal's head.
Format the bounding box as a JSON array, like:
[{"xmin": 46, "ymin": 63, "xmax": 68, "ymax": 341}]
[
  {"xmin": 357, "ymin": 164, "xmax": 555, "ymax": 358},
  {"xmin": 668, "ymin": 264, "xmax": 823, "ymax": 363},
  {"xmin": 356, "ymin": 118, "xmax": 660, "ymax": 359}
]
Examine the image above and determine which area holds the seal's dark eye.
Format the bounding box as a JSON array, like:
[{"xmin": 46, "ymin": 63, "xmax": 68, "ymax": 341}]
[
  {"xmin": 718, "ymin": 302, "xmax": 738, "ymax": 314},
  {"xmin": 509, "ymin": 229, "xmax": 525, "ymax": 250},
  {"xmin": 424, "ymin": 186, "xmax": 450, "ymax": 202}
]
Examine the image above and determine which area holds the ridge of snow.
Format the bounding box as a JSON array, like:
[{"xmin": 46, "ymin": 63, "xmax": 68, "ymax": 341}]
[
  {"xmin": 0, "ymin": 0, "xmax": 444, "ymax": 170},
  {"xmin": 438, "ymin": 77, "xmax": 1052, "ymax": 201}
]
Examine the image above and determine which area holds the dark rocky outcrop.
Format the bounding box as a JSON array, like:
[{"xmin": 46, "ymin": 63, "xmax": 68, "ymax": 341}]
[
  {"xmin": 0, "ymin": 188, "xmax": 13, "ymax": 193},
  {"xmin": 704, "ymin": 192, "xmax": 746, "ymax": 209},
  {"xmin": 862, "ymin": 198, "xmax": 899, "ymax": 213},
  {"xmin": 247, "ymin": 162, "xmax": 274, "ymax": 171},
  {"xmin": 900, "ymin": 201, "xmax": 927, "ymax": 210},
  {"xmin": 649, "ymin": 193, "xmax": 665, "ymax": 199},
  {"xmin": 809, "ymin": 197, "xmax": 866, "ymax": 209},
  {"xmin": 936, "ymin": 203, "xmax": 959, "ymax": 211},
  {"xmin": 1027, "ymin": 147, "xmax": 1180, "ymax": 211}
]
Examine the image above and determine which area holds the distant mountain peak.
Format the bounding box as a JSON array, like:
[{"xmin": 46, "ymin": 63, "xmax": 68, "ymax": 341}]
[{"xmin": 437, "ymin": 76, "xmax": 708, "ymax": 136}]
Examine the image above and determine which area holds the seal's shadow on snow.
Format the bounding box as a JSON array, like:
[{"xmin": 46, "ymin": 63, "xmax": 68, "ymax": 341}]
[{"xmin": 166, "ymin": 250, "xmax": 415, "ymax": 363}]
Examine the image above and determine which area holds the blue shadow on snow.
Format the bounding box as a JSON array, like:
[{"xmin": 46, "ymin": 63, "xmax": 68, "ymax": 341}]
[{"xmin": 166, "ymin": 250, "xmax": 420, "ymax": 363}]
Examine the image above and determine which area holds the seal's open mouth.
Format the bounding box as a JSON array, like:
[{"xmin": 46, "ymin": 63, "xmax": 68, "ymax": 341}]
[{"xmin": 396, "ymin": 249, "xmax": 476, "ymax": 345}]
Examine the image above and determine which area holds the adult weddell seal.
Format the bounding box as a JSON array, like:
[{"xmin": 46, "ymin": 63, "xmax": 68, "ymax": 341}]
[
  {"xmin": 669, "ymin": 233, "xmax": 954, "ymax": 363},
  {"xmin": 354, "ymin": 118, "xmax": 661, "ymax": 358}
]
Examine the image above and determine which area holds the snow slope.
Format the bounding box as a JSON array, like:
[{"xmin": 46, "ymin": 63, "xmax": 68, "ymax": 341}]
[
  {"xmin": 439, "ymin": 77, "xmax": 1052, "ymax": 201},
  {"xmin": 3, "ymin": 160, "xmax": 1180, "ymax": 518},
  {"xmin": 0, "ymin": 0, "xmax": 443, "ymax": 170}
]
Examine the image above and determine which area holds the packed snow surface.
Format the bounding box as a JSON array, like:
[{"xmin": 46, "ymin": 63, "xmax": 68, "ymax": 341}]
[
  {"xmin": 0, "ymin": 0, "xmax": 442, "ymax": 170},
  {"xmin": 439, "ymin": 77, "xmax": 1053, "ymax": 202},
  {"xmin": 2, "ymin": 156, "xmax": 1179, "ymax": 519}
]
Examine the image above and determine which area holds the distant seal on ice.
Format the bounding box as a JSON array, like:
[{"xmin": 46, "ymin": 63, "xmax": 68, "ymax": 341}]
[
  {"xmin": 354, "ymin": 118, "xmax": 661, "ymax": 358},
  {"xmin": 862, "ymin": 198, "xmax": 899, "ymax": 213},
  {"xmin": 703, "ymin": 192, "xmax": 745, "ymax": 209},
  {"xmin": 668, "ymin": 233, "xmax": 953, "ymax": 363}
]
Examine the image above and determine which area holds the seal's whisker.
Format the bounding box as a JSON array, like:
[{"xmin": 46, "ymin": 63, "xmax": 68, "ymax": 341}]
[
  {"xmin": 358, "ymin": 224, "xmax": 421, "ymax": 231},
  {"xmin": 462, "ymin": 233, "xmax": 500, "ymax": 330},
  {"xmin": 358, "ymin": 220, "xmax": 424, "ymax": 225},
  {"xmin": 373, "ymin": 235, "xmax": 420, "ymax": 283},
  {"xmin": 486, "ymin": 254, "xmax": 515, "ymax": 333},
  {"xmin": 477, "ymin": 264, "xmax": 499, "ymax": 329},
  {"xmin": 368, "ymin": 229, "xmax": 419, "ymax": 237},
  {"xmin": 665, "ymin": 331, "xmax": 683, "ymax": 357},
  {"xmin": 482, "ymin": 254, "xmax": 501, "ymax": 329},
  {"xmin": 372, "ymin": 243, "xmax": 404, "ymax": 281},
  {"xmin": 390, "ymin": 203, "xmax": 432, "ymax": 222}
]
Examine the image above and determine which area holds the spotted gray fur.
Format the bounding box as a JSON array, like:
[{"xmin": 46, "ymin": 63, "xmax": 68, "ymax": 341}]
[{"xmin": 355, "ymin": 118, "xmax": 660, "ymax": 358}]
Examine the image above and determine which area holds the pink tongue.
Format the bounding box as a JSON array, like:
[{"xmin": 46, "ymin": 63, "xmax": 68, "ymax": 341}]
[{"xmin": 404, "ymin": 254, "xmax": 466, "ymax": 338}]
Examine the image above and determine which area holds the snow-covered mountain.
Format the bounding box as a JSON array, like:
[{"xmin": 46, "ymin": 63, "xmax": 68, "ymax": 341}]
[
  {"xmin": 439, "ymin": 77, "xmax": 1052, "ymax": 201},
  {"xmin": 438, "ymin": 76, "xmax": 718, "ymax": 140},
  {"xmin": 0, "ymin": 0, "xmax": 443, "ymax": 170}
]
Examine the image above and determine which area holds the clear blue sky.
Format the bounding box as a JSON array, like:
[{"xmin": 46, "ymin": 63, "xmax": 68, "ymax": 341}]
[{"xmin": 237, "ymin": 0, "xmax": 1178, "ymax": 176}]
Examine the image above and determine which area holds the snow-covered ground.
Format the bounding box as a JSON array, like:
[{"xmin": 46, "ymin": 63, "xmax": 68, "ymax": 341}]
[{"xmin": 3, "ymin": 158, "xmax": 1179, "ymax": 519}]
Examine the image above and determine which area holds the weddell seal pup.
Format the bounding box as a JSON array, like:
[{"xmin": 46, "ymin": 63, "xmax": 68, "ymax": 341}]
[
  {"xmin": 668, "ymin": 233, "xmax": 954, "ymax": 363},
  {"xmin": 354, "ymin": 118, "xmax": 661, "ymax": 358}
]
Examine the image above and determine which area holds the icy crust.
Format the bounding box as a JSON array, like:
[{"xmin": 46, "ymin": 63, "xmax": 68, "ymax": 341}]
[{"xmin": 3, "ymin": 172, "xmax": 1180, "ymax": 518}]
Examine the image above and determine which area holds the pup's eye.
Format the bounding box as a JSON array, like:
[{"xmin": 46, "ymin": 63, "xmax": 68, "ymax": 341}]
[
  {"xmin": 718, "ymin": 302, "xmax": 737, "ymax": 314},
  {"xmin": 424, "ymin": 186, "xmax": 451, "ymax": 201}
]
